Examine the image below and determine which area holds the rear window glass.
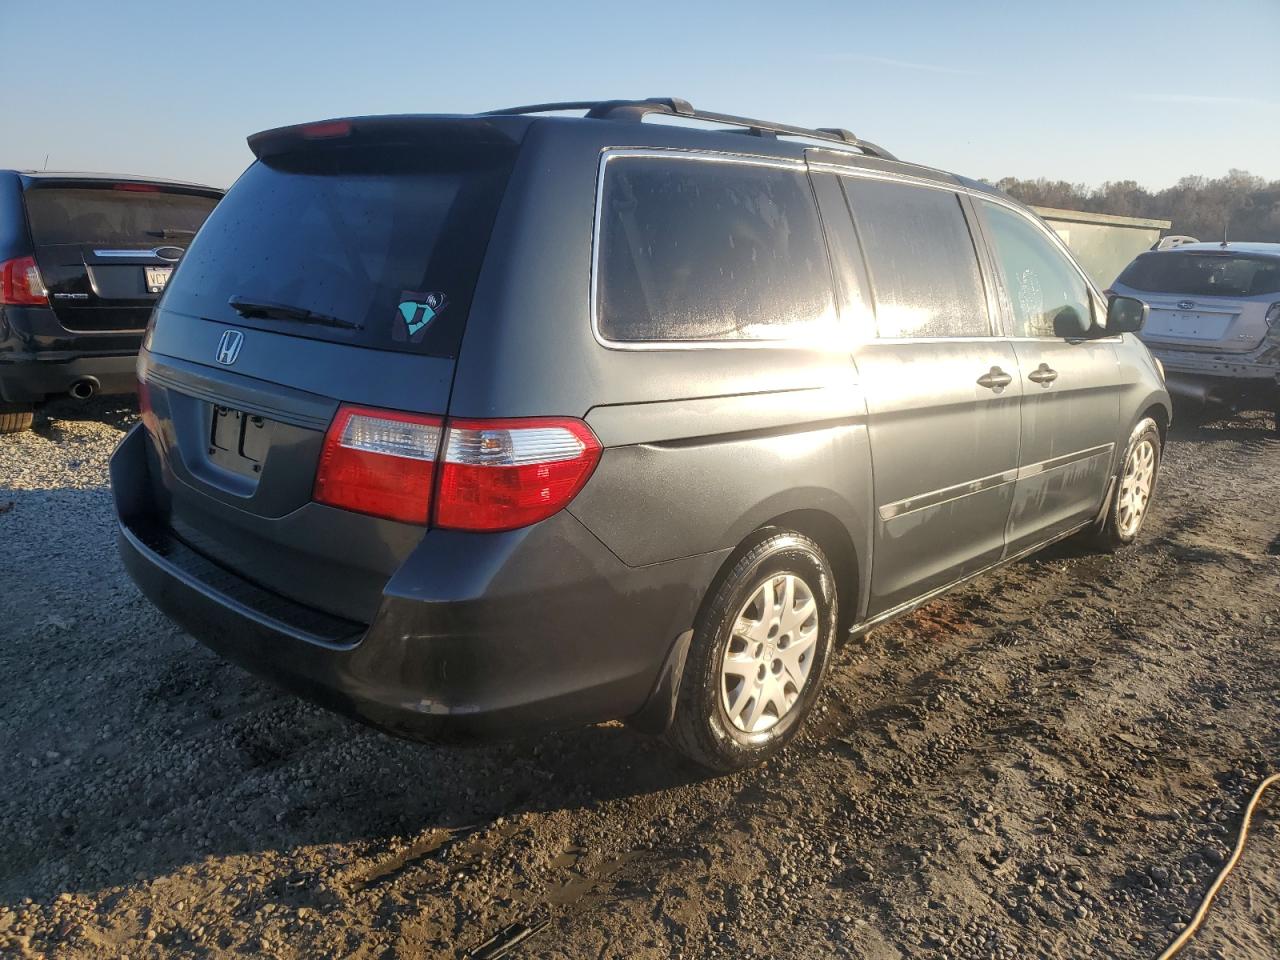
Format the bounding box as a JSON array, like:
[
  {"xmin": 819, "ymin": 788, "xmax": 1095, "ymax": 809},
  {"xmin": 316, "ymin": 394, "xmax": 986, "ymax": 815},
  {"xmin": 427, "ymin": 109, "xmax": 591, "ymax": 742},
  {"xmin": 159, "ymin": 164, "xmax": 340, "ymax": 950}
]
[
  {"xmin": 1117, "ymin": 252, "xmax": 1280, "ymax": 298},
  {"xmin": 844, "ymin": 179, "xmax": 990, "ymax": 339},
  {"xmin": 596, "ymin": 155, "xmax": 835, "ymax": 342},
  {"xmin": 23, "ymin": 187, "xmax": 219, "ymax": 246},
  {"xmin": 162, "ymin": 143, "xmax": 516, "ymax": 357}
]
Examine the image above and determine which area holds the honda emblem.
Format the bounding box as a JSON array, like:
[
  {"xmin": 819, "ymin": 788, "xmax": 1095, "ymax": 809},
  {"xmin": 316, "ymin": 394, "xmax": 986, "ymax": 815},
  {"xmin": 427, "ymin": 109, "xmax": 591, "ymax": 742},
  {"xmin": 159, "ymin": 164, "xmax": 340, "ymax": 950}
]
[{"xmin": 216, "ymin": 329, "xmax": 244, "ymax": 366}]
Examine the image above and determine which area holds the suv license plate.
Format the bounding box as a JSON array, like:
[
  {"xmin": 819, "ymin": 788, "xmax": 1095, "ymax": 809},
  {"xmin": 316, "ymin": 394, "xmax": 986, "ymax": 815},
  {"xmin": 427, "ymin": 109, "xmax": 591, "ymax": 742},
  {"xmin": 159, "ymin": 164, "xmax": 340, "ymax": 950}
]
[{"xmin": 145, "ymin": 265, "xmax": 173, "ymax": 294}]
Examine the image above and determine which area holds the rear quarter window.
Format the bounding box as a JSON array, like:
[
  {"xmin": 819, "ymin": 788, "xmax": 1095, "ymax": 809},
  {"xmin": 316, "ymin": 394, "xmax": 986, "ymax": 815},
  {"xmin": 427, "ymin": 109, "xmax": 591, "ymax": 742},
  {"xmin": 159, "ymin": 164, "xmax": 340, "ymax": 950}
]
[{"xmin": 595, "ymin": 154, "xmax": 836, "ymax": 343}]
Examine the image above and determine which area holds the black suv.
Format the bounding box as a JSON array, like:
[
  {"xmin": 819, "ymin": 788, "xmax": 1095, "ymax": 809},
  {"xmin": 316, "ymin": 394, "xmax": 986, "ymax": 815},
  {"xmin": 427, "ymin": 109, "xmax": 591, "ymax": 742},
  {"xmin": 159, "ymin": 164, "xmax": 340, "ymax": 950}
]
[
  {"xmin": 111, "ymin": 100, "xmax": 1168, "ymax": 771},
  {"xmin": 0, "ymin": 171, "xmax": 222, "ymax": 432}
]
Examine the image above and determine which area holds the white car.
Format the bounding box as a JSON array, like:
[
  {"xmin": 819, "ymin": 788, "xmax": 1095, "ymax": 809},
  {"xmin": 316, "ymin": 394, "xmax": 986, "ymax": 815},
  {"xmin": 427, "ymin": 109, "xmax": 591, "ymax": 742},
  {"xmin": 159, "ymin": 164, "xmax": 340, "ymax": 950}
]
[{"xmin": 1111, "ymin": 241, "xmax": 1280, "ymax": 434}]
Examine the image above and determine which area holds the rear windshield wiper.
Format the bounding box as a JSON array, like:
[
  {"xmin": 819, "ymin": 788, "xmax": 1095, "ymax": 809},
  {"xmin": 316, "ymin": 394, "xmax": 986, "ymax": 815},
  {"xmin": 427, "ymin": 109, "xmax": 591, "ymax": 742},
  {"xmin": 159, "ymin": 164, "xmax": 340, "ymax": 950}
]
[
  {"xmin": 146, "ymin": 228, "xmax": 197, "ymax": 239},
  {"xmin": 228, "ymin": 296, "xmax": 363, "ymax": 330}
]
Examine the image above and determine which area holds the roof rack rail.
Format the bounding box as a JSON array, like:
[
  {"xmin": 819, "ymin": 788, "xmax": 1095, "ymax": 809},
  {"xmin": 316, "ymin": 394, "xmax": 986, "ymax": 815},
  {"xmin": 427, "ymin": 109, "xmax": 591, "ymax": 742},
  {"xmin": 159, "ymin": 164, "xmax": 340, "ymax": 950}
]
[{"xmin": 482, "ymin": 98, "xmax": 897, "ymax": 161}]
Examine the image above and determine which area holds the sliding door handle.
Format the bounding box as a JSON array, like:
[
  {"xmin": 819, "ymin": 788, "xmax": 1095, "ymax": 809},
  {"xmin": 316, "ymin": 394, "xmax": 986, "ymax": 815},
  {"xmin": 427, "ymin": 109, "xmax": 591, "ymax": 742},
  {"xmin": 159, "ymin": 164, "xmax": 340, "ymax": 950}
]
[
  {"xmin": 977, "ymin": 366, "xmax": 1014, "ymax": 391},
  {"xmin": 1028, "ymin": 363, "xmax": 1059, "ymax": 385}
]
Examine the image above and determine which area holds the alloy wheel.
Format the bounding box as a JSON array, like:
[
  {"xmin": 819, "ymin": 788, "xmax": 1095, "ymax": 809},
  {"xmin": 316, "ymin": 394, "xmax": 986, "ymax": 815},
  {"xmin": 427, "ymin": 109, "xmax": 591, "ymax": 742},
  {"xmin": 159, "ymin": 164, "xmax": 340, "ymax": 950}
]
[
  {"xmin": 719, "ymin": 573, "xmax": 819, "ymax": 733},
  {"xmin": 1117, "ymin": 437, "xmax": 1156, "ymax": 537}
]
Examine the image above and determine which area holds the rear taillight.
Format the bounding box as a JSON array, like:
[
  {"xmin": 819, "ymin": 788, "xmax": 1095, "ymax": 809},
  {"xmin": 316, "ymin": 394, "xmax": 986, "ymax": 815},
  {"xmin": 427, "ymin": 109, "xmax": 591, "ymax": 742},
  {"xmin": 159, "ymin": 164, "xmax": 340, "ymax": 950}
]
[
  {"xmin": 1266, "ymin": 303, "xmax": 1280, "ymax": 328},
  {"xmin": 137, "ymin": 378, "xmax": 158, "ymax": 435},
  {"xmin": 435, "ymin": 417, "xmax": 602, "ymax": 532},
  {"xmin": 314, "ymin": 406, "xmax": 443, "ymax": 524},
  {"xmin": 0, "ymin": 256, "xmax": 47, "ymax": 306}
]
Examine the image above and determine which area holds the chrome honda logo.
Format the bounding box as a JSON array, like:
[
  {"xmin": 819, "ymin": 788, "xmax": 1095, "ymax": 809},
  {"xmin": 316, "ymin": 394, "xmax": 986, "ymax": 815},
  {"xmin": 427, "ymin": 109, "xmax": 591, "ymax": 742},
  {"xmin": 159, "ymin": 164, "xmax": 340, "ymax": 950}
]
[
  {"xmin": 215, "ymin": 329, "xmax": 243, "ymax": 366},
  {"xmin": 1177, "ymin": 300, "xmax": 1196, "ymax": 310}
]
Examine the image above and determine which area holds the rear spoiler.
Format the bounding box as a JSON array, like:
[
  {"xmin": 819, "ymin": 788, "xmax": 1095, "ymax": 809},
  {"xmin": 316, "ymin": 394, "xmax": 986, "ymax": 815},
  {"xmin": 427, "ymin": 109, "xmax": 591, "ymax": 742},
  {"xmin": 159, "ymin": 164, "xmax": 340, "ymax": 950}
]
[{"xmin": 247, "ymin": 114, "xmax": 530, "ymax": 159}]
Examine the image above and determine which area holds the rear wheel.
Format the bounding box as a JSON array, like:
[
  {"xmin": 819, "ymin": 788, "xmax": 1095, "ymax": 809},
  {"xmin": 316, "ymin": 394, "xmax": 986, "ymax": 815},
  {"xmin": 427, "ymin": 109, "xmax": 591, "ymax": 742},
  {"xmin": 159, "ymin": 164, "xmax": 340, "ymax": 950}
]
[
  {"xmin": 0, "ymin": 403, "xmax": 34, "ymax": 434},
  {"xmin": 667, "ymin": 530, "xmax": 837, "ymax": 773},
  {"xmin": 1091, "ymin": 417, "xmax": 1161, "ymax": 550}
]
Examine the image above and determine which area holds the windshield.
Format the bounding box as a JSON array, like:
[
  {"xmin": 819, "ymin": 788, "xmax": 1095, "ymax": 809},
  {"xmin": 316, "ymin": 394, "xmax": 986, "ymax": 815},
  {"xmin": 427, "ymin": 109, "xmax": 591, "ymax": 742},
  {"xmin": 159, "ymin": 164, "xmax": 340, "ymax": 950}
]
[
  {"xmin": 23, "ymin": 186, "xmax": 219, "ymax": 246},
  {"xmin": 162, "ymin": 143, "xmax": 516, "ymax": 357},
  {"xmin": 1117, "ymin": 252, "xmax": 1280, "ymax": 298}
]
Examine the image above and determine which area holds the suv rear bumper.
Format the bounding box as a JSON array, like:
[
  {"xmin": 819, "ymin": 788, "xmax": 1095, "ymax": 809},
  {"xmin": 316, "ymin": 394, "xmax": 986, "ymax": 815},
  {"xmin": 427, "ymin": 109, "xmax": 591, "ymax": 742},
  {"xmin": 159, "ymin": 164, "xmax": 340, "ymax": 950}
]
[
  {"xmin": 1145, "ymin": 339, "xmax": 1280, "ymax": 382},
  {"xmin": 111, "ymin": 424, "xmax": 723, "ymax": 740}
]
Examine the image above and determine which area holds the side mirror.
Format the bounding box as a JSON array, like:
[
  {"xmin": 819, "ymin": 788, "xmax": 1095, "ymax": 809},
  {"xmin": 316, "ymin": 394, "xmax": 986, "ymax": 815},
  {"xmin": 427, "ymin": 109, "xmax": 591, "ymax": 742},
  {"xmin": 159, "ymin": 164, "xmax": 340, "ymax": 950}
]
[
  {"xmin": 1052, "ymin": 305, "xmax": 1090, "ymax": 339},
  {"xmin": 1106, "ymin": 295, "xmax": 1147, "ymax": 334}
]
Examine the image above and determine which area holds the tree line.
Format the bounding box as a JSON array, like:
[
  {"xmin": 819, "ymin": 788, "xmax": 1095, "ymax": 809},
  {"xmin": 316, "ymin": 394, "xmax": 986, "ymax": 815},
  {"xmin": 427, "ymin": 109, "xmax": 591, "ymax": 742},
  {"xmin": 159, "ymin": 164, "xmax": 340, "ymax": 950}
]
[{"xmin": 991, "ymin": 170, "xmax": 1280, "ymax": 243}]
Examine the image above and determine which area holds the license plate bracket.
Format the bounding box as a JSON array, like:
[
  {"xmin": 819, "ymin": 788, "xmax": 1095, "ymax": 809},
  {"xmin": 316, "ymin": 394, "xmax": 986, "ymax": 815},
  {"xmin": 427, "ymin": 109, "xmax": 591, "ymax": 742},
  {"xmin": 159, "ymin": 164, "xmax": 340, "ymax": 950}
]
[
  {"xmin": 208, "ymin": 405, "xmax": 270, "ymax": 479},
  {"xmin": 144, "ymin": 265, "xmax": 173, "ymax": 294}
]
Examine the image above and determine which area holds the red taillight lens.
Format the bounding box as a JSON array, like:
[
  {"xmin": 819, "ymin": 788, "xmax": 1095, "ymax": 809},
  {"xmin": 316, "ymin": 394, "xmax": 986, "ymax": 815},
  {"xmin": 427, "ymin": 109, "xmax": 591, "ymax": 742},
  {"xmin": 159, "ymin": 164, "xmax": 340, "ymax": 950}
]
[
  {"xmin": 136, "ymin": 378, "xmax": 156, "ymax": 432},
  {"xmin": 0, "ymin": 256, "xmax": 47, "ymax": 305},
  {"xmin": 314, "ymin": 405, "xmax": 443, "ymax": 524},
  {"xmin": 435, "ymin": 417, "xmax": 601, "ymax": 532}
]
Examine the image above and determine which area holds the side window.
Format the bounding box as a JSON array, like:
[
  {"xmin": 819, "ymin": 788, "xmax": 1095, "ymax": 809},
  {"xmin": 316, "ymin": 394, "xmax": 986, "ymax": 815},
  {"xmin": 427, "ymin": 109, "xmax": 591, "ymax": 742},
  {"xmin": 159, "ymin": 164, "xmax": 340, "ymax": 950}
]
[
  {"xmin": 842, "ymin": 178, "xmax": 990, "ymax": 339},
  {"xmin": 979, "ymin": 200, "xmax": 1093, "ymax": 338},
  {"xmin": 809, "ymin": 173, "xmax": 874, "ymax": 340},
  {"xmin": 596, "ymin": 155, "xmax": 835, "ymax": 342}
]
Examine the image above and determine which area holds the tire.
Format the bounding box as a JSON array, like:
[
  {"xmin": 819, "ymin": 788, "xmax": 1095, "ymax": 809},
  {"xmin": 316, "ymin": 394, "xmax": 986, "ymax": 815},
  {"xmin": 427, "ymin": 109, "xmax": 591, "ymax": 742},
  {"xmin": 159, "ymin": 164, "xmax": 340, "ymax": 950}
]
[
  {"xmin": 1091, "ymin": 417, "xmax": 1161, "ymax": 550},
  {"xmin": 0, "ymin": 403, "xmax": 34, "ymax": 434},
  {"xmin": 667, "ymin": 529, "xmax": 838, "ymax": 773}
]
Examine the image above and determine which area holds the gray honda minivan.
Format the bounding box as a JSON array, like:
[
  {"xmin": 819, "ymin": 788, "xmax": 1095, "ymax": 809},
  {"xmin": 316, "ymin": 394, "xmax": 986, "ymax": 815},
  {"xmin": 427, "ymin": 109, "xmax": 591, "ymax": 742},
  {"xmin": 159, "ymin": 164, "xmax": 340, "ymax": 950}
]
[{"xmin": 110, "ymin": 99, "xmax": 1170, "ymax": 772}]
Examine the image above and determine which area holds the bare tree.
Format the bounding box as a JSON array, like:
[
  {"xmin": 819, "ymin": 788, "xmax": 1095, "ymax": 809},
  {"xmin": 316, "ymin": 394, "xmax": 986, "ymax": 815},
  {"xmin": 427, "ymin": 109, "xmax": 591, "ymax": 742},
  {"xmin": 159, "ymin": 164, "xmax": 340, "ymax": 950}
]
[{"xmin": 990, "ymin": 171, "xmax": 1280, "ymax": 243}]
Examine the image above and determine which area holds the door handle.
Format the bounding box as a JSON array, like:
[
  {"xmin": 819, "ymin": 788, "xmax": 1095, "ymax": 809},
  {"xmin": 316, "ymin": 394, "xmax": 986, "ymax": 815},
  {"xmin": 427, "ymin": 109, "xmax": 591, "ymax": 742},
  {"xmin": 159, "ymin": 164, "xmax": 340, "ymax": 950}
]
[
  {"xmin": 1028, "ymin": 363, "xmax": 1059, "ymax": 386},
  {"xmin": 976, "ymin": 366, "xmax": 1014, "ymax": 391}
]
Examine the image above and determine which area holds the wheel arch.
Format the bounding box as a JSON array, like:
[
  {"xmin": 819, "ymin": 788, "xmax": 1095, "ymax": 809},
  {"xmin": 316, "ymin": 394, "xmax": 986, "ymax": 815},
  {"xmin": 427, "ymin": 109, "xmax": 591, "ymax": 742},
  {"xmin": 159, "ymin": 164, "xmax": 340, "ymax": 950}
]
[
  {"xmin": 759, "ymin": 509, "xmax": 861, "ymax": 635},
  {"xmin": 1140, "ymin": 400, "xmax": 1171, "ymax": 443}
]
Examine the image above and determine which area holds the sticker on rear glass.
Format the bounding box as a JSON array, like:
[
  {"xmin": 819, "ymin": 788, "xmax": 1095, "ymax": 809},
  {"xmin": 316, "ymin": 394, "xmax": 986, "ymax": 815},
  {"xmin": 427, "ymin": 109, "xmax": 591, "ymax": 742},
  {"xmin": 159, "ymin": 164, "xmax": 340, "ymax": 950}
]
[{"xmin": 393, "ymin": 291, "xmax": 447, "ymax": 343}]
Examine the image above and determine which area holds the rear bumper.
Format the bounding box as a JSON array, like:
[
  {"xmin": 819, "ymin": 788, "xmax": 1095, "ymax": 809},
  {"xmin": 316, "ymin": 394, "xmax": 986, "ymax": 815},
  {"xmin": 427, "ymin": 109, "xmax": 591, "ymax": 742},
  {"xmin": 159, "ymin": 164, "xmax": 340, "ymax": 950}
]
[
  {"xmin": 111, "ymin": 424, "xmax": 724, "ymax": 740},
  {"xmin": 1145, "ymin": 339, "xmax": 1280, "ymax": 382},
  {"xmin": 1, "ymin": 304, "xmax": 143, "ymax": 402},
  {"xmin": 0, "ymin": 351, "xmax": 138, "ymax": 403}
]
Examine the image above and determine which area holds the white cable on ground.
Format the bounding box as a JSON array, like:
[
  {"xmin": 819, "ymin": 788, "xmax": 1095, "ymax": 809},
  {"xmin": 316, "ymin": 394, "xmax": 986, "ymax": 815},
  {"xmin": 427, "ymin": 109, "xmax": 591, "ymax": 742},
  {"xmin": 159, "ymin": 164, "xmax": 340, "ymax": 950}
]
[{"xmin": 1157, "ymin": 772, "xmax": 1279, "ymax": 960}]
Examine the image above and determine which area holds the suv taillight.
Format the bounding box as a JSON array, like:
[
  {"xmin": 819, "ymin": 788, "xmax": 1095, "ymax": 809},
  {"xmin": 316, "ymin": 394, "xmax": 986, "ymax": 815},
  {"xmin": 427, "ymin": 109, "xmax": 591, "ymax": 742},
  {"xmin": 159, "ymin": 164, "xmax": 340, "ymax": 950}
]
[
  {"xmin": 314, "ymin": 406, "xmax": 444, "ymax": 524},
  {"xmin": 1266, "ymin": 303, "xmax": 1280, "ymax": 328},
  {"xmin": 0, "ymin": 256, "xmax": 47, "ymax": 306},
  {"xmin": 313, "ymin": 407, "xmax": 602, "ymax": 530},
  {"xmin": 436, "ymin": 418, "xmax": 602, "ymax": 531}
]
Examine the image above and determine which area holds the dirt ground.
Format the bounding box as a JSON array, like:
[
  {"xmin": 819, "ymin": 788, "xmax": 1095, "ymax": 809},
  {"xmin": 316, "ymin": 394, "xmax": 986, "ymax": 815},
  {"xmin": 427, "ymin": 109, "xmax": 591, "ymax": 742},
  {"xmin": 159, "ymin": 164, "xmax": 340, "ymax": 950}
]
[{"xmin": 1, "ymin": 398, "xmax": 1278, "ymax": 960}]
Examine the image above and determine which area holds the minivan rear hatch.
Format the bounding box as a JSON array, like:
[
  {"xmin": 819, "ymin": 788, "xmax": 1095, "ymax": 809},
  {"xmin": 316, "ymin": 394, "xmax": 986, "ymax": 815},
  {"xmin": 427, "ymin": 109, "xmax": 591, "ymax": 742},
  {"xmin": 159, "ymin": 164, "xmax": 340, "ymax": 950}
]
[
  {"xmin": 22, "ymin": 179, "xmax": 221, "ymax": 331},
  {"xmin": 139, "ymin": 116, "xmax": 527, "ymax": 622}
]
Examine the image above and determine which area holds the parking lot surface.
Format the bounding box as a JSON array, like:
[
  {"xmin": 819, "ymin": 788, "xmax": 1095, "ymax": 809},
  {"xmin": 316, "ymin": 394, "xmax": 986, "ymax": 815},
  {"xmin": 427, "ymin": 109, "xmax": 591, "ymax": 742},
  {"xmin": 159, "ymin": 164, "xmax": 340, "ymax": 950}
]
[{"xmin": 2, "ymin": 399, "xmax": 1278, "ymax": 959}]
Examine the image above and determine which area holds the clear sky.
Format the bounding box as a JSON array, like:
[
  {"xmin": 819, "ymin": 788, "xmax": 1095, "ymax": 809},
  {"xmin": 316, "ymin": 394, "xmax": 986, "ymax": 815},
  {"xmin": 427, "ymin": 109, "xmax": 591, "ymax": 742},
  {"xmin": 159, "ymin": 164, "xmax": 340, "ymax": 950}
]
[{"xmin": 5, "ymin": 0, "xmax": 1276, "ymax": 190}]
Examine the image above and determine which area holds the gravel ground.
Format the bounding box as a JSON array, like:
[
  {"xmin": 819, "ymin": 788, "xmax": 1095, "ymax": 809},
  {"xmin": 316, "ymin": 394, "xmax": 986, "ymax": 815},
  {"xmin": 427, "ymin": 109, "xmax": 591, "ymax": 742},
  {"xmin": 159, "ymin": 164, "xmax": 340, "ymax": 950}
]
[{"xmin": 1, "ymin": 397, "xmax": 1278, "ymax": 959}]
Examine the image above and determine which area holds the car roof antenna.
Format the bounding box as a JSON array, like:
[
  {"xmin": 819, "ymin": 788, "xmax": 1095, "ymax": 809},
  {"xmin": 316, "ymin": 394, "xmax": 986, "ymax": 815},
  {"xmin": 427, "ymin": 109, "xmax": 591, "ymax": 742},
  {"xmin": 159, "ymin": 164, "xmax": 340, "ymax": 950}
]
[{"xmin": 1221, "ymin": 216, "xmax": 1229, "ymax": 248}]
